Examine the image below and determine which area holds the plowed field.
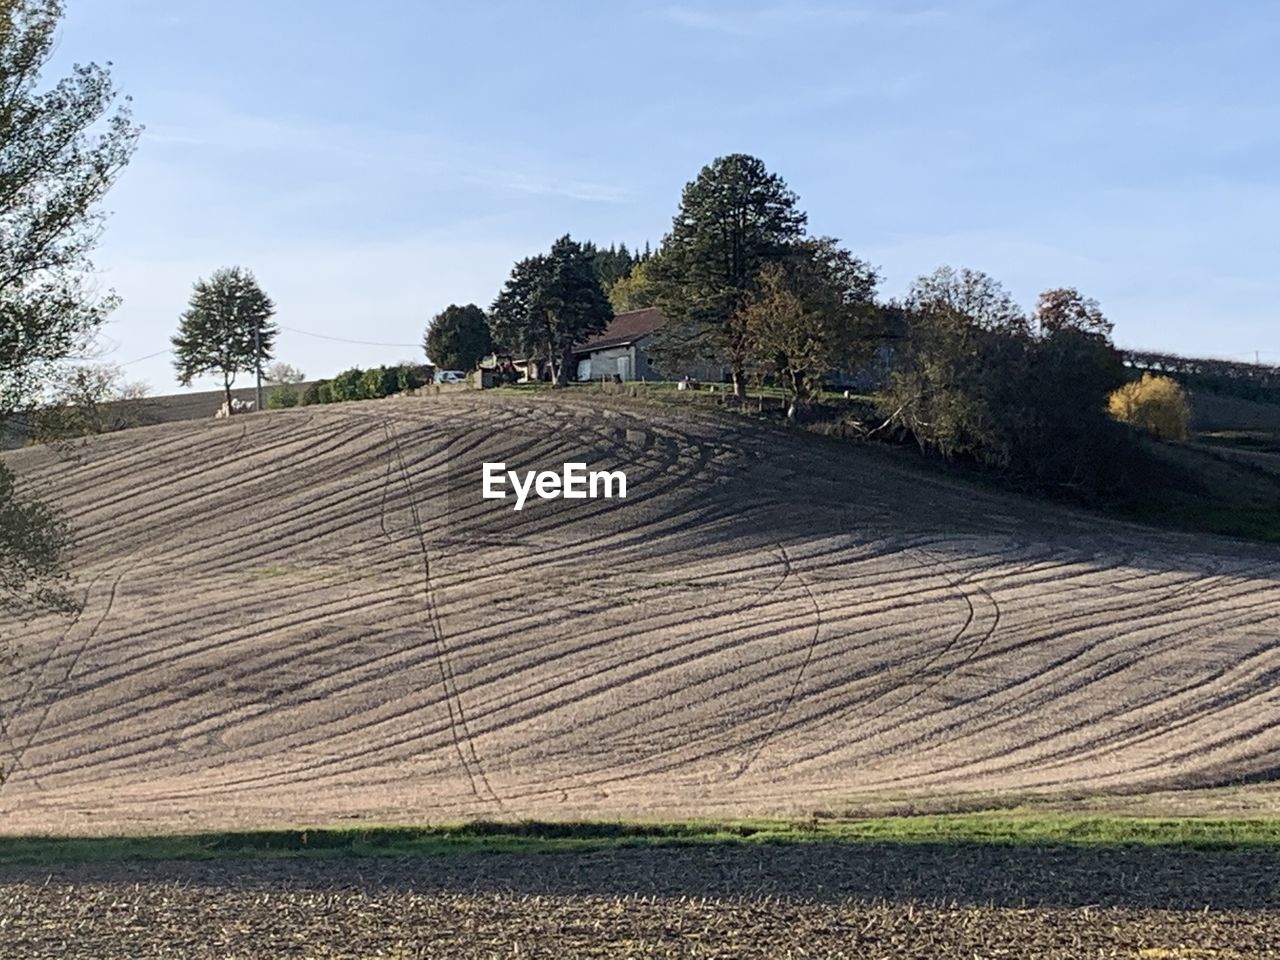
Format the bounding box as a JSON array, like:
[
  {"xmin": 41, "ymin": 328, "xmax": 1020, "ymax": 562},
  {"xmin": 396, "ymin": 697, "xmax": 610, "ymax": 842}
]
[{"xmin": 2, "ymin": 392, "xmax": 1279, "ymax": 833}]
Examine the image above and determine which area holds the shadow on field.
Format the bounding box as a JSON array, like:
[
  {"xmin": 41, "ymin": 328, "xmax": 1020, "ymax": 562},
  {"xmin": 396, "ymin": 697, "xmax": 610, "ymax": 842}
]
[{"xmin": 3, "ymin": 843, "xmax": 1279, "ymax": 910}]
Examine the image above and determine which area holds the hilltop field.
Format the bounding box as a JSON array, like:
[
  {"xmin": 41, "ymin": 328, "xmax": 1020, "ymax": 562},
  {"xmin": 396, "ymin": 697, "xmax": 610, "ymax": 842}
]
[
  {"xmin": 4, "ymin": 390, "xmax": 1280, "ymax": 958},
  {"xmin": 1, "ymin": 390, "xmax": 1278, "ymax": 835}
]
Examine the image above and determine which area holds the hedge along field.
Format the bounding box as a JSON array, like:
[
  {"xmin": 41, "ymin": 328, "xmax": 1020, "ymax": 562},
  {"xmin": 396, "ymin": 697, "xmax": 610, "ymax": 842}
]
[{"xmin": 301, "ymin": 363, "xmax": 432, "ymax": 406}]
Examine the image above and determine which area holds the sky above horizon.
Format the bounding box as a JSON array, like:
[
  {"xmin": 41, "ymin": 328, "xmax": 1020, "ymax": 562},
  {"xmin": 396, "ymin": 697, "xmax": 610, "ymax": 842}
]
[{"xmin": 49, "ymin": 0, "xmax": 1280, "ymax": 392}]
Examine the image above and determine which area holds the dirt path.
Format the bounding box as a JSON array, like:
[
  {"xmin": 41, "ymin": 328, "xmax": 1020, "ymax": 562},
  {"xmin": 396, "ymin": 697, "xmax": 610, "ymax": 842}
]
[{"xmin": 2, "ymin": 393, "xmax": 1279, "ymax": 833}]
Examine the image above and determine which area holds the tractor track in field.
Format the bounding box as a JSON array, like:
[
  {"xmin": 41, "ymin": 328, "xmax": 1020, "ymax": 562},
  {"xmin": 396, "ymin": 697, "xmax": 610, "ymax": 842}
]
[
  {"xmin": 0, "ymin": 565, "xmax": 129, "ymax": 794},
  {"xmin": 2, "ymin": 391, "xmax": 1280, "ymax": 831},
  {"xmin": 382, "ymin": 416, "xmax": 502, "ymax": 810}
]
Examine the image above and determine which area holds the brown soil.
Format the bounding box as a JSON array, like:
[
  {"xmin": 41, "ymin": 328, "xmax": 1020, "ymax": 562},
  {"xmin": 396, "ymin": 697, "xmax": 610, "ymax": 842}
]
[
  {"xmin": 2, "ymin": 392, "xmax": 1279, "ymax": 834},
  {"xmin": 2, "ymin": 845, "xmax": 1278, "ymax": 958}
]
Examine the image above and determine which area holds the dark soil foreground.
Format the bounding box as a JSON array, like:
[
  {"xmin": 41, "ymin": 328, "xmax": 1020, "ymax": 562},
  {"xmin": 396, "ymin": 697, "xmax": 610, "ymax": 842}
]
[{"xmin": 2, "ymin": 843, "xmax": 1279, "ymax": 959}]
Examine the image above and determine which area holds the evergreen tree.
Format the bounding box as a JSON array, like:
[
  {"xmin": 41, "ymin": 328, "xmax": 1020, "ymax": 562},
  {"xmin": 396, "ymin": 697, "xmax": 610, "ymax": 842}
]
[
  {"xmin": 424, "ymin": 303, "xmax": 492, "ymax": 371},
  {"xmin": 490, "ymin": 235, "xmax": 613, "ymax": 385},
  {"xmin": 589, "ymin": 241, "xmax": 639, "ymax": 288},
  {"xmin": 651, "ymin": 154, "xmax": 807, "ymax": 396}
]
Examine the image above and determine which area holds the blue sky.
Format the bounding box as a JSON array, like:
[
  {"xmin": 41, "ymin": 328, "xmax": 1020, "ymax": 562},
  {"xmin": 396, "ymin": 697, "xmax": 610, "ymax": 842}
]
[{"xmin": 51, "ymin": 0, "xmax": 1280, "ymax": 391}]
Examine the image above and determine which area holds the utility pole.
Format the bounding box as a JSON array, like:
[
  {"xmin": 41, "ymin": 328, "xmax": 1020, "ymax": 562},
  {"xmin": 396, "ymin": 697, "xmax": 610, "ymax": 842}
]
[{"xmin": 254, "ymin": 314, "xmax": 263, "ymax": 412}]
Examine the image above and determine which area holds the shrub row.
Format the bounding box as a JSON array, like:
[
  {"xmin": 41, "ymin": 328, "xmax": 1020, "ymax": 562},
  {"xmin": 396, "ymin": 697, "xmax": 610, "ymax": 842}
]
[{"xmin": 291, "ymin": 364, "xmax": 430, "ymax": 407}]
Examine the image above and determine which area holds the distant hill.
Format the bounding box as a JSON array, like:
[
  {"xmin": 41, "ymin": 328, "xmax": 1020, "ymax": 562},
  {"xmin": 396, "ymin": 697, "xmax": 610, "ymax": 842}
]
[
  {"xmin": 1190, "ymin": 391, "xmax": 1280, "ymax": 434},
  {"xmin": 1, "ymin": 383, "xmax": 316, "ymax": 450},
  {"xmin": 1124, "ymin": 349, "xmax": 1280, "ymax": 405}
]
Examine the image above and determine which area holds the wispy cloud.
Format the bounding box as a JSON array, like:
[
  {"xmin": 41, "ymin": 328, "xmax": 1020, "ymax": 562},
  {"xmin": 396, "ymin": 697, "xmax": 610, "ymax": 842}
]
[
  {"xmin": 656, "ymin": 1, "xmax": 946, "ymax": 37},
  {"xmin": 475, "ymin": 172, "xmax": 630, "ymax": 204},
  {"xmin": 142, "ymin": 102, "xmax": 633, "ymax": 206}
]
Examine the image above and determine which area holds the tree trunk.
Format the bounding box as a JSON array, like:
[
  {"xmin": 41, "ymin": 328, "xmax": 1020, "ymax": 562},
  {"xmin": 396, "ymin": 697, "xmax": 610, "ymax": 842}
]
[
  {"xmin": 732, "ymin": 367, "xmax": 746, "ymax": 401},
  {"xmin": 555, "ymin": 346, "xmax": 574, "ymax": 387},
  {"xmin": 223, "ymin": 375, "xmax": 233, "ymax": 414}
]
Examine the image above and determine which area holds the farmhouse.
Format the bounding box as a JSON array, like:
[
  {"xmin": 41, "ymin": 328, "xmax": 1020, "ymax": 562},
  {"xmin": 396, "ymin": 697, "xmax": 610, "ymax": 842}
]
[{"xmin": 573, "ymin": 307, "xmax": 664, "ymax": 382}]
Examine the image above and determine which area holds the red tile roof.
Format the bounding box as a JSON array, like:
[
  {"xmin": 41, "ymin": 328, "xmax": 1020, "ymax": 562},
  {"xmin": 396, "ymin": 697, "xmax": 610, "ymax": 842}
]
[{"xmin": 574, "ymin": 307, "xmax": 664, "ymax": 354}]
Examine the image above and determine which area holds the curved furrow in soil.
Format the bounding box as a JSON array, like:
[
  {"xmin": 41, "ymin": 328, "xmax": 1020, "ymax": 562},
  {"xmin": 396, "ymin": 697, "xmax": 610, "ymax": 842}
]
[{"xmin": 3, "ymin": 392, "xmax": 1280, "ymax": 832}]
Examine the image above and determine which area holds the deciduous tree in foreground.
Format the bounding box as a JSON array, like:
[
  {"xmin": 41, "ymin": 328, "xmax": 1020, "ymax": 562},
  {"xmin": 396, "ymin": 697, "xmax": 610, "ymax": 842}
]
[
  {"xmin": 172, "ymin": 267, "xmax": 278, "ymax": 412},
  {"xmin": 0, "ymin": 0, "xmax": 138, "ymax": 629}
]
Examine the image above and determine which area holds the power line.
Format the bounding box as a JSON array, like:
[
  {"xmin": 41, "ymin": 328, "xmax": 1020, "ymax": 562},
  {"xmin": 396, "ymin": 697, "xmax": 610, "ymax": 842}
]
[
  {"xmin": 279, "ymin": 325, "xmax": 421, "ymax": 349},
  {"xmin": 119, "ymin": 348, "xmax": 173, "ymax": 366},
  {"xmin": 109, "ymin": 325, "xmax": 421, "ymax": 367}
]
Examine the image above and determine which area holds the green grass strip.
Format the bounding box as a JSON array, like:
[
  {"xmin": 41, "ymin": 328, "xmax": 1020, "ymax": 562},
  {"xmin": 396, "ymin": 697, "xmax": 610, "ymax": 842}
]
[{"xmin": 4, "ymin": 814, "xmax": 1280, "ymax": 865}]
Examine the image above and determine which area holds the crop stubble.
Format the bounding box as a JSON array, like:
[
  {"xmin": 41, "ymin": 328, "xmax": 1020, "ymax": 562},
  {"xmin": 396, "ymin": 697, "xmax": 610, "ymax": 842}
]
[{"xmin": 2, "ymin": 844, "xmax": 1279, "ymax": 958}]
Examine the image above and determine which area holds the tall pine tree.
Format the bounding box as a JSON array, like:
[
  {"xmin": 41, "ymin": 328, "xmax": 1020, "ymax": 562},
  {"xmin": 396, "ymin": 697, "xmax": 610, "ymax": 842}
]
[{"xmin": 651, "ymin": 154, "xmax": 807, "ymax": 396}]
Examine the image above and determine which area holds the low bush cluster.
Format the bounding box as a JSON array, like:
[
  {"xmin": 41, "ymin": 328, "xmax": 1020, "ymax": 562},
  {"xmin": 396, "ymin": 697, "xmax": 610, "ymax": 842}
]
[
  {"xmin": 265, "ymin": 384, "xmax": 299, "ymax": 409},
  {"xmin": 300, "ymin": 364, "xmax": 429, "ymax": 406}
]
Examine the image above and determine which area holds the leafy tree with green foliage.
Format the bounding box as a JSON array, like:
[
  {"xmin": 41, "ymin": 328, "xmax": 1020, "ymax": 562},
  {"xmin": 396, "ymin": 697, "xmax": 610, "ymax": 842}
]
[
  {"xmin": 0, "ymin": 0, "xmax": 140, "ymax": 426},
  {"xmin": 395, "ymin": 363, "xmax": 428, "ymax": 392},
  {"xmin": 171, "ymin": 268, "xmax": 277, "ymax": 413},
  {"xmin": 328, "ymin": 367, "xmax": 365, "ymax": 403},
  {"xmin": 651, "ymin": 154, "xmax": 807, "ymax": 397},
  {"xmin": 742, "ymin": 239, "xmax": 879, "ymax": 419},
  {"xmin": 489, "ymin": 235, "xmax": 613, "ymax": 386},
  {"xmin": 296, "ymin": 364, "xmax": 424, "ymax": 405},
  {"xmin": 424, "ymin": 303, "xmax": 492, "ymax": 371},
  {"xmin": 0, "ymin": 0, "xmax": 138, "ymax": 636},
  {"xmin": 608, "ymin": 257, "xmax": 662, "ymax": 314},
  {"xmin": 360, "ymin": 366, "xmax": 398, "ymax": 399}
]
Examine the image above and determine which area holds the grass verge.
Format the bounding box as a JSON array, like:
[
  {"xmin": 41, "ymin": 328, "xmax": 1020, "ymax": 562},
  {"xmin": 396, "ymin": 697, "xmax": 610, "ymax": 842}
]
[{"xmin": 5, "ymin": 813, "xmax": 1280, "ymax": 866}]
